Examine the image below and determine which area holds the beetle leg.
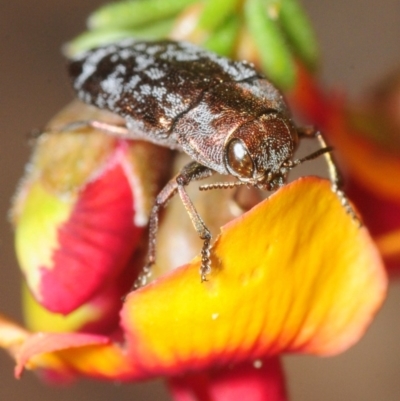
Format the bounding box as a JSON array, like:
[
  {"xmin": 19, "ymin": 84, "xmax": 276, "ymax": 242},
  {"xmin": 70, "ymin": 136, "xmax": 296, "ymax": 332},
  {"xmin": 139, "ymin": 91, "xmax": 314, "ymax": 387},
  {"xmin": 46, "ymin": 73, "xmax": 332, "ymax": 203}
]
[
  {"xmin": 54, "ymin": 120, "xmax": 131, "ymax": 137},
  {"xmin": 298, "ymin": 126, "xmax": 361, "ymax": 225},
  {"xmin": 135, "ymin": 161, "xmax": 215, "ymax": 288}
]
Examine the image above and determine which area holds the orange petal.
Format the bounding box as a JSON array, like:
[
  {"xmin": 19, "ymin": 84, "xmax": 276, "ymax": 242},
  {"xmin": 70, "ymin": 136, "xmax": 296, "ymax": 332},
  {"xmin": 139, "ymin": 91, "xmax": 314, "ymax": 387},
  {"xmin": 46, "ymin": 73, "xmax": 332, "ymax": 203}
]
[
  {"xmin": 12, "ymin": 178, "xmax": 387, "ymax": 380},
  {"xmin": 0, "ymin": 315, "xmax": 73, "ymax": 381},
  {"xmin": 0, "ymin": 314, "xmax": 30, "ymax": 357},
  {"xmin": 14, "ymin": 333, "xmax": 139, "ymax": 380},
  {"xmin": 15, "ymin": 332, "xmax": 110, "ymax": 379}
]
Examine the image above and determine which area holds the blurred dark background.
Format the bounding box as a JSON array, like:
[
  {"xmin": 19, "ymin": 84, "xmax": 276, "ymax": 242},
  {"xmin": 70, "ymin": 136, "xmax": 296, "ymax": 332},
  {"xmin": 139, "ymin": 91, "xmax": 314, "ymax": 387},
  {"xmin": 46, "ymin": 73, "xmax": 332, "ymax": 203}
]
[{"xmin": 0, "ymin": 1, "xmax": 399, "ymax": 400}]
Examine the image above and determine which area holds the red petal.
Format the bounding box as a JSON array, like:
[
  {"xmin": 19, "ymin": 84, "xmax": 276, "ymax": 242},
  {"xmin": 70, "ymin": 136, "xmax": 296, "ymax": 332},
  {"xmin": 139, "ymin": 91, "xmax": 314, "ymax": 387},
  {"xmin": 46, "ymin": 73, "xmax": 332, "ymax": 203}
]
[
  {"xmin": 287, "ymin": 63, "xmax": 330, "ymax": 126},
  {"xmin": 39, "ymin": 153, "xmax": 143, "ymax": 313},
  {"xmin": 168, "ymin": 358, "xmax": 287, "ymax": 401}
]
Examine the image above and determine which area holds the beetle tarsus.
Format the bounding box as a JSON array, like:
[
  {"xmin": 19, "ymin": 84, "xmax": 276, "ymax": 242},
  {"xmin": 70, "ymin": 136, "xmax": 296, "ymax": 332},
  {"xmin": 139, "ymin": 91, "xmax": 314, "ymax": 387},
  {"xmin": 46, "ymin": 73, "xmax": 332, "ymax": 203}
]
[
  {"xmin": 134, "ymin": 264, "xmax": 152, "ymax": 289},
  {"xmin": 298, "ymin": 126, "xmax": 361, "ymax": 226},
  {"xmin": 200, "ymin": 234, "xmax": 212, "ymax": 282},
  {"xmin": 332, "ymin": 186, "xmax": 362, "ymax": 227}
]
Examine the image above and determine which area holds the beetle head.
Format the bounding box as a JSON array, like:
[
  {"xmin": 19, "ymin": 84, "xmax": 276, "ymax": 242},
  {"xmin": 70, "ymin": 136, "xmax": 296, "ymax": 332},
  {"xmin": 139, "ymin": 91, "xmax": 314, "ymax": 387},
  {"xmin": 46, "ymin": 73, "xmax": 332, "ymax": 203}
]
[{"xmin": 224, "ymin": 112, "xmax": 298, "ymax": 191}]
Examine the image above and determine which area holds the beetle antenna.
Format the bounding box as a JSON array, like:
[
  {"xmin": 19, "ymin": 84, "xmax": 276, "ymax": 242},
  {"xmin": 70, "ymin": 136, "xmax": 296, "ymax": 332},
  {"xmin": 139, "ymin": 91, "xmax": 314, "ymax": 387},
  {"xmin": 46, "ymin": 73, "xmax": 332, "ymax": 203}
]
[
  {"xmin": 284, "ymin": 146, "xmax": 334, "ymax": 168},
  {"xmin": 199, "ymin": 181, "xmax": 246, "ymax": 191}
]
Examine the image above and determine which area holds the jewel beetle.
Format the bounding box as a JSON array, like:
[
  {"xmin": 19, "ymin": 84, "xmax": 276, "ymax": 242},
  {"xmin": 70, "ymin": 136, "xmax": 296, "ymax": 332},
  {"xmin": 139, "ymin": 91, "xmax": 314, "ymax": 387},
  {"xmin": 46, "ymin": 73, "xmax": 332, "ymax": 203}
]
[{"xmin": 68, "ymin": 39, "xmax": 357, "ymax": 286}]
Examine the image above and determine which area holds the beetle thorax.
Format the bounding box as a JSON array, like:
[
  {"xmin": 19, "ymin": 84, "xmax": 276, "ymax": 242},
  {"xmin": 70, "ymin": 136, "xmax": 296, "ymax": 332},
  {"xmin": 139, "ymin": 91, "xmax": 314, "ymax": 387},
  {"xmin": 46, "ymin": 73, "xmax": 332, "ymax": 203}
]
[{"xmin": 224, "ymin": 112, "xmax": 298, "ymax": 190}]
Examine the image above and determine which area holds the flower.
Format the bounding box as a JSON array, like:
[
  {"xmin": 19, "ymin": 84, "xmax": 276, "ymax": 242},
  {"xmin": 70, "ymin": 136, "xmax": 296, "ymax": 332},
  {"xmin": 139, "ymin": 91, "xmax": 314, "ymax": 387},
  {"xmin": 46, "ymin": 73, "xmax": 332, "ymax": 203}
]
[
  {"xmin": 0, "ymin": 2, "xmax": 390, "ymax": 399},
  {"xmin": 0, "ymin": 100, "xmax": 387, "ymax": 397}
]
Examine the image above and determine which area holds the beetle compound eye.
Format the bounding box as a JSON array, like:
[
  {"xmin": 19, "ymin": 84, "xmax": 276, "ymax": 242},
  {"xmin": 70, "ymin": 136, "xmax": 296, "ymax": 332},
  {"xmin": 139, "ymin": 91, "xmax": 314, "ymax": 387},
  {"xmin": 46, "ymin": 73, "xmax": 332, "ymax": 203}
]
[{"xmin": 226, "ymin": 139, "xmax": 254, "ymax": 178}]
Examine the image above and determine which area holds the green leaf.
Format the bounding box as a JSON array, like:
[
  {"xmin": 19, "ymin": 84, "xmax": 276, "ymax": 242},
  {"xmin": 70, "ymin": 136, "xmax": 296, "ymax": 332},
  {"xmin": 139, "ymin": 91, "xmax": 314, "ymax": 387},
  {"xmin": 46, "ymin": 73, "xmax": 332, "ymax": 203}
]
[
  {"xmin": 88, "ymin": 0, "xmax": 198, "ymax": 30},
  {"xmin": 198, "ymin": 0, "xmax": 241, "ymax": 31},
  {"xmin": 244, "ymin": 0, "xmax": 295, "ymax": 89},
  {"xmin": 279, "ymin": 0, "xmax": 318, "ymax": 69},
  {"xmin": 203, "ymin": 15, "xmax": 240, "ymax": 56}
]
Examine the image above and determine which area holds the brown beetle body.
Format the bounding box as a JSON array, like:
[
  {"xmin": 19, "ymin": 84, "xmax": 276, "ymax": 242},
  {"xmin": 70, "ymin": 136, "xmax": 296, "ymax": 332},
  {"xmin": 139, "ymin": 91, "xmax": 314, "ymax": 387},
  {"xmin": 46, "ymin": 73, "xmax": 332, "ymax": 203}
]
[
  {"xmin": 69, "ymin": 39, "xmax": 298, "ymax": 190},
  {"xmin": 68, "ymin": 39, "xmax": 353, "ymax": 286}
]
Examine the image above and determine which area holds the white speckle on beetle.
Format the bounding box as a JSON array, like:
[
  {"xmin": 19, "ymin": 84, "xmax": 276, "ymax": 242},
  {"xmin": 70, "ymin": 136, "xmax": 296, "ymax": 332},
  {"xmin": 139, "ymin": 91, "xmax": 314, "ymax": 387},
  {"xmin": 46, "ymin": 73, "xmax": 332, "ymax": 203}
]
[
  {"xmin": 100, "ymin": 75, "xmax": 124, "ymax": 103},
  {"xmin": 144, "ymin": 67, "xmax": 166, "ymax": 80},
  {"xmin": 151, "ymin": 86, "xmax": 167, "ymax": 101},
  {"xmin": 134, "ymin": 54, "xmax": 156, "ymax": 71},
  {"xmin": 125, "ymin": 75, "xmax": 141, "ymax": 90},
  {"xmin": 139, "ymin": 84, "xmax": 152, "ymax": 96}
]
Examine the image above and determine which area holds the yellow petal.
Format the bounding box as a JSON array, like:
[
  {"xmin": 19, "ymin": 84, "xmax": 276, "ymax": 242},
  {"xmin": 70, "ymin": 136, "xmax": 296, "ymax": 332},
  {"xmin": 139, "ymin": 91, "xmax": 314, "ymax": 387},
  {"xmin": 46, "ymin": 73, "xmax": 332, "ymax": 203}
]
[
  {"xmin": 121, "ymin": 177, "xmax": 386, "ymax": 374},
  {"xmin": 14, "ymin": 181, "xmax": 72, "ymax": 296}
]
